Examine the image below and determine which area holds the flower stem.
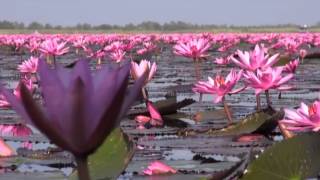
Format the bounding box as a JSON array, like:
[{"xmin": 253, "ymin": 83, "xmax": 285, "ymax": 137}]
[
  {"xmin": 223, "ymin": 97, "xmax": 233, "ymax": 125},
  {"xmin": 75, "ymin": 156, "xmax": 90, "ymax": 180},
  {"xmin": 141, "ymin": 87, "xmax": 148, "ymax": 100},
  {"xmin": 278, "ymin": 123, "xmax": 294, "ymax": 139},
  {"xmin": 265, "ymin": 90, "xmax": 271, "ymax": 107},
  {"xmin": 278, "ymin": 91, "xmax": 282, "ymax": 99},
  {"xmin": 53, "ymin": 55, "xmax": 56, "ymax": 67},
  {"xmin": 194, "ymin": 59, "xmax": 203, "ymax": 102},
  {"xmin": 256, "ymin": 94, "xmax": 261, "ymax": 111},
  {"xmin": 193, "ymin": 59, "xmax": 201, "ymax": 81}
]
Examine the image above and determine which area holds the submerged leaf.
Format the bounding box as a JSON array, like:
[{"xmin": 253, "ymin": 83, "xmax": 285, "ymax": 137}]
[
  {"xmin": 69, "ymin": 128, "xmax": 134, "ymax": 179},
  {"xmin": 242, "ymin": 133, "xmax": 320, "ymax": 180}
]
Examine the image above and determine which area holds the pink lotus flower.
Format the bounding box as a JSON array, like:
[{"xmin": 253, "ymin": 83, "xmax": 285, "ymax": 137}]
[
  {"xmin": 131, "ymin": 60, "xmax": 157, "ymax": 84},
  {"xmin": 134, "ymin": 101, "xmax": 163, "ymax": 128},
  {"xmin": 0, "ymin": 79, "xmax": 33, "ymax": 108},
  {"xmin": 0, "ymin": 94, "xmax": 10, "ymax": 107},
  {"xmin": 299, "ymin": 49, "xmax": 307, "ymax": 59},
  {"xmin": 137, "ymin": 42, "xmax": 157, "ymax": 55},
  {"xmin": 0, "ymin": 124, "xmax": 33, "ymax": 149},
  {"xmin": 17, "ymin": 56, "xmax": 39, "ymax": 74},
  {"xmin": 173, "ymin": 38, "xmax": 211, "ymax": 61},
  {"xmin": 72, "ymin": 36, "xmax": 87, "ymax": 50},
  {"xmin": 108, "ymin": 49, "xmax": 126, "ymax": 63},
  {"xmin": 280, "ymin": 101, "xmax": 320, "ymax": 132},
  {"xmin": 193, "ymin": 69, "xmax": 244, "ymax": 103},
  {"xmin": 143, "ymin": 161, "xmax": 177, "ymax": 175},
  {"xmin": 25, "ymin": 38, "xmax": 41, "ymax": 53},
  {"xmin": 214, "ymin": 56, "xmax": 231, "ymax": 65},
  {"xmin": 104, "ymin": 41, "xmax": 126, "ymax": 52},
  {"xmin": 243, "ymin": 67, "xmax": 293, "ymax": 95},
  {"xmin": 39, "ymin": 39, "xmax": 69, "ymax": 56},
  {"xmin": 0, "ymin": 138, "xmax": 14, "ymax": 157},
  {"xmin": 231, "ymin": 44, "xmax": 279, "ymax": 71},
  {"xmin": 283, "ymin": 59, "xmax": 299, "ymax": 73}
]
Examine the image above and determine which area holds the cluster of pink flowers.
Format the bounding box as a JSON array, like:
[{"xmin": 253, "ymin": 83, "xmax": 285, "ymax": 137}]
[{"xmin": 0, "ymin": 32, "xmax": 319, "ymax": 177}]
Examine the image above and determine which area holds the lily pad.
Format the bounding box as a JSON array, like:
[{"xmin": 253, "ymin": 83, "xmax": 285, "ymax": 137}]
[
  {"xmin": 193, "ymin": 109, "xmax": 230, "ymax": 122},
  {"xmin": 129, "ymin": 98, "xmax": 195, "ymax": 116},
  {"xmin": 274, "ymin": 55, "xmax": 291, "ymax": 67},
  {"xmin": 69, "ymin": 128, "xmax": 134, "ymax": 180},
  {"xmin": 208, "ymin": 108, "xmax": 283, "ymax": 136},
  {"xmin": 242, "ymin": 133, "xmax": 320, "ymax": 180}
]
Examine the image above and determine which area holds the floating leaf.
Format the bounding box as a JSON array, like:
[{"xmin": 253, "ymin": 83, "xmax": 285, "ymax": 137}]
[
  {"xmin": 274, "ymin": 55, "xmax": 290, "ymax": 67},
  {"xmin": 208, "ymin": 107, "xmax": 283, "ymax": 136},
  {"xmin": 129, "ymin": 98, "xmax": 195, "ymax": 116},
  {"xmin": 165, "ymin": 84, "xmax": 193, "ymax": 93},
  {"xmin": 69, "ymin": 128, "xmax": 134, "ymax": 180},
  {"xmin": 193, "ymin": 109, "xmax": 230, "ymax": 122},
  {"xmin": 242, "ymin": 133, "xmax": 320, "ymax": 180},
  {"xmin": 163, "ymin": 113, "xmax": 191, "ymax": 128},
  {"xmin": 305, "ymin": 52, "xmax": 320, "ymax": 59}
]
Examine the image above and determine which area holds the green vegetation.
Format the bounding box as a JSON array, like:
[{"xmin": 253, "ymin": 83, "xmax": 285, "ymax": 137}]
[{"xmin": 0, "ymin": 20, "xmax": 320, "ymax": 34}]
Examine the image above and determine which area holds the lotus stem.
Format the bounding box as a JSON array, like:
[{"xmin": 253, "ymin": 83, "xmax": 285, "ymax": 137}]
[
  {"xmin": 141, "ymin": 87, "xmax": 148, "ymax": 100},
  {"xmin": 278, "ymin": 91, "xmax": 282, "ymax": 99},
  {"xmin": 193, "ymin": 59, "xmax": 201, "ymax": 81},
  {"xmin": 223, "ymin": 97, "xmax": 233, "ymax": 125},
  {"xmin": 256, "ymin": 94, "xmax": 261, "ymax": 111},
  {"xmin": 20, "ymin": 51, "xmax": 23, "ymax": 63},
  {"xmin": 265, "ymin": 90, "xmax": 271, "ymax": 107},
  {"xmin": 278, "ymin": 123, "xmax": 294, "ymax": 139},
  {"xmin": 46, "ymin": 55, "xmax": 51, "ymax": 65},
  {"xmin": 96, "ymin": 58, "xmax": 102, "ymax": 69},
  {"xmin": 75, "ymin": 156, "xmax": 91, "ymax": 180},
  {"xmin": 194, "ymin": 58, "xmax": 203, "ymax": 102},
  {"xmin": 53, "ymin": 55, "xmax": 56, "ymax": 67}
]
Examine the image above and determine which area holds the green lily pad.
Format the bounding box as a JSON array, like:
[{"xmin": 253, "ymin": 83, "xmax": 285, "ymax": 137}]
[
  {"xmin": 194, "ymin": 109, "xmax": 229, "ymax": 122},
  {"xmin": 69, "ymin": 128, "xmax": 135, "ymax": 180},
  {"xmin": 274, "ymin": 55, "xmax": 291, "ymax": 67},
  {"xmin": 242, "ymin": 133, "xmax": 320, "ymax": 180},
  {"xmin": 208, "ymin": 108, "xmax": 283, "ymax": 136}
]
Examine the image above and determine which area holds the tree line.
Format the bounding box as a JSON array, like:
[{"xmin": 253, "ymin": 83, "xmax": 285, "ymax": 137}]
[{"xmin": 0, "ymin": 20, "xmax": 315, "ymax": 31}]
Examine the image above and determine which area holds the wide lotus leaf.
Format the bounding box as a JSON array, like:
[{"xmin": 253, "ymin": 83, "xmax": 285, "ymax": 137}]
[
  {"xmin": 242, "ymin": 133, "xmax": 320, "ymax": 180},
  {"xmin": 70, "ymin": 128, "xmax": 134, "ymax": 179},
  {"xmin": 208, "ymin": 108, "xmax": 283, "ymax": 136}
]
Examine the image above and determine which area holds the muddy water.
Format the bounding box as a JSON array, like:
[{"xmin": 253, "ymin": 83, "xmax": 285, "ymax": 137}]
[{"xmin": 0, "ymin": 46, "xmax": 319, "ymax": 179}]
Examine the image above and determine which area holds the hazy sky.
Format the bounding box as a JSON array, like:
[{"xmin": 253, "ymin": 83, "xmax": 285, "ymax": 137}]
[{"xmin": 1, "ymin": 0, "xmax": 319, "ymax": 26}]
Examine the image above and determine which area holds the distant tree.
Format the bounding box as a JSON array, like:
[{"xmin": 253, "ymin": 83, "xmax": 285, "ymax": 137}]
[
  {"xmin": 94, "ymin": 24, "xmax": 113, "ymax": 30},
  {"xmin": 44, "ymin": 23, "xmax": 53, "ymax": 29},
  {"xmin": 0, "ymin": 20, "xmax": 16, "ymax": 29},
  {"xmin": 137, "ymin": 21, "xmax": 161, "ymax": 30},
  {"xmin": 54, "ymin": 25, "xmax": 62, "ymax": 30},
  {"xmin": 123, "ymin": 23, "xmax": 135, "ymax": 30},
  {"xmin": 28, "ymin": 22, "xmax": 44, "ymax": 29}
]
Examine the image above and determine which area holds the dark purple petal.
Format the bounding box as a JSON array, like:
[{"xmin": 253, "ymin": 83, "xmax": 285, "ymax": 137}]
[
  {"xmin": 19, "ymin": 83, "xmax": 76, "ymax": 153},
  {"xmin": 65, "ymin": 77, "xmax": 88, "ymax": 154},
  {"xmin": 70, "ymin": 59, "xmax": 93, "ymax": 94},
  {"xmin": 86, "ymin": 69, "xmax": 130, "ymax": 154},
  {"xmin": 38, "ymin": 59, "xmax": 67, "ymax": 127},
  {"xmin": 88, "ymin": 63, "xmax": 131, "ymax": 134},
  {"xmin": 119, "ymin": 72, "xmax": 147, "ymax": 118}
]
